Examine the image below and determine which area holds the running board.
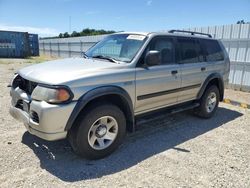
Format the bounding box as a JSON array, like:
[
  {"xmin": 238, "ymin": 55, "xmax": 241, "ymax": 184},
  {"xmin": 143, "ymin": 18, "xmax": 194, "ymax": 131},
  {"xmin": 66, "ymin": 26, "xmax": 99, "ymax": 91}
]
[
  {"xmin": 135, "ymin": 102, "xmax": 200, "ymax": 120},
  {"xmin": 134, "ymin": 102, "xmax": 200, "ymax": 130},
  {"xmin": 170, "ymin": 102, "xmax": 200, "ymax": 114}
]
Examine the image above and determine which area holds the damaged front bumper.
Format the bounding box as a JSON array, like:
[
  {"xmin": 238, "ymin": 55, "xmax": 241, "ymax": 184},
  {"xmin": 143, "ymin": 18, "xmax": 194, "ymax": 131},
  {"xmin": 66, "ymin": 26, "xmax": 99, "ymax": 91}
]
[{"xmin": 9, "ymin": 86, "xmax": 76, "ymax": 141}]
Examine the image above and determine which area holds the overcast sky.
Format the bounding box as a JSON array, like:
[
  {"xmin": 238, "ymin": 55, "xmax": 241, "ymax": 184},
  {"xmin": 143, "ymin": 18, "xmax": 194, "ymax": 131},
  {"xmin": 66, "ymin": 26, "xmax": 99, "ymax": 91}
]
[{"xmin": 0, "ymin": 0, "xmax": 250, "ymax": 37}]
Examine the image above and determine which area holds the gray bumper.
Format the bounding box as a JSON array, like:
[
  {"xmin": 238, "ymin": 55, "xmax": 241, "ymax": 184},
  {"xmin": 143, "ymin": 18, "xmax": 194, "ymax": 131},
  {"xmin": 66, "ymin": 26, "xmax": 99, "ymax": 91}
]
[{"xmin": 10, "ymin": 87, "xmax": 77, "ymax": 141}]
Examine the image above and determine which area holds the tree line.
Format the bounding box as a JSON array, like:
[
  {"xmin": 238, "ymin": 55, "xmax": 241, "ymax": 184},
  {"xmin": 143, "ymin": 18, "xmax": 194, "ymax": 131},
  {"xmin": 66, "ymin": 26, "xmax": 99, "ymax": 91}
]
[
  {"xmin": 41, "ymin": 21, "xmax": 249, "ymax": 39},
  {"xmin": 41, "ymin": 28, "xmax": 116, "ymax": 39},
  {"xmin": 236, "ymin": 20, "xmax": 250, "ymax": 24}
]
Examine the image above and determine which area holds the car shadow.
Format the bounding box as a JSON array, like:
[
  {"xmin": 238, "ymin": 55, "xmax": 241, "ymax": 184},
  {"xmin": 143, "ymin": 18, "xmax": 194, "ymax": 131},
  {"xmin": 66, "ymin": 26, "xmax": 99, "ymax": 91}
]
[{"xmin": 21, "ymin": 106, "xmax": 243, "ymax": 182}]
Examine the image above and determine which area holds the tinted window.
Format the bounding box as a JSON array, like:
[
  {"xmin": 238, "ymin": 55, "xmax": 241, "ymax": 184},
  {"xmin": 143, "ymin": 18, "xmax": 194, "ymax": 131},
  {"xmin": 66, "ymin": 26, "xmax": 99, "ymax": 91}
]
[
  {"xmin": 177, "ymin": 38, "xmax": 203, "ymax": 63},
  {"xmin": 148, "ymin": 37, "xmax": 175, "ymax": 64},
  {"xmin": 201, "ymin": 39, "xmax": 224, "ymax": 61}
]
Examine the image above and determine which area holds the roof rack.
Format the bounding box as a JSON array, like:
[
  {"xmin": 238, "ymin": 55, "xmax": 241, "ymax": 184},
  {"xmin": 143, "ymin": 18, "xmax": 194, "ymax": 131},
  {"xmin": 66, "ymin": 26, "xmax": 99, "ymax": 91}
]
[{"xmin": 168, "ymin": 30, "xmax": 212, "ymax": 38}]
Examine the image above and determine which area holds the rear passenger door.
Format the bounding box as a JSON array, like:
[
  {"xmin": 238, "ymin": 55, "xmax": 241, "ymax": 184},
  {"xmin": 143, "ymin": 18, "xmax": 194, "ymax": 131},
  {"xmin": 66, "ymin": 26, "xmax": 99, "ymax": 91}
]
[{"xmin": 177, "ymin": 37, "xmax": 212, "ymax": 102}]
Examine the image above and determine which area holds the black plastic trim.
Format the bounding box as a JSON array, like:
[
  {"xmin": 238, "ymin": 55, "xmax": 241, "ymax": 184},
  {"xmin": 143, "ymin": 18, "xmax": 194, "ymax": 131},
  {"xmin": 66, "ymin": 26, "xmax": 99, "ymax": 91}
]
[
  {"xmin": 169, "ymin": 30, "xmax": 212, "ymax": 38},
  {"xmin": 137, "ymin": 84, "xmax": 201, "ymax": 100},
  {"xmin": 64, "ymin": 86, "xmax": 134, "ymax": 131},
  {"xmin": 197, "ymin": 73, "xmax": 224, "ymax": 101},
  {"xmin": 135, "ymin": 101, "xmax": 199, "ymax": 119}
]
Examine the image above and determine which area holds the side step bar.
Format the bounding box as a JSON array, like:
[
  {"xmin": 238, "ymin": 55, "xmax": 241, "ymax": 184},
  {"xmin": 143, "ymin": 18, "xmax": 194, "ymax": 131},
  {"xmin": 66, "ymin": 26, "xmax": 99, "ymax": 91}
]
[
  {"xmin": 135, "ymin": 102, "xmax": 200, "ymax": 124},
  {"xmin": 170, "ymin": 102, "xmax": 200, "ymax": 114}
]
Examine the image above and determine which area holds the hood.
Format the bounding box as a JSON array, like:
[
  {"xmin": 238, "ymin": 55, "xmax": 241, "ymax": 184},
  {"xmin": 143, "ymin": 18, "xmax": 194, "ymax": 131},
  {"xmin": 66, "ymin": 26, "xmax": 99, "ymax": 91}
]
[{"xmin": 18, "ymin": 58, "xmax": 124, "ymax": 85}]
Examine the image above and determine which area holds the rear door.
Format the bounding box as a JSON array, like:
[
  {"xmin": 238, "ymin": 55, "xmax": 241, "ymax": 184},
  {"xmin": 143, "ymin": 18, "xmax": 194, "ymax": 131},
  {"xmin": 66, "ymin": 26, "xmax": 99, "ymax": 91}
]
[
  {"xmin": 177, "ymin": 37, "xmax": 212, "ymax": 102},
  {"xmin": 135, "ymin": 36, "xmax": 181, "ymax": 114}
]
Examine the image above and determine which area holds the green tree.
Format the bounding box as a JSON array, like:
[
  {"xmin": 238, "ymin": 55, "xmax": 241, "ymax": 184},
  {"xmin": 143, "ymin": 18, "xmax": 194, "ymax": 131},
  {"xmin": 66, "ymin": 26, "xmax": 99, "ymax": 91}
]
[
  {"xmin": 237, "ymin": 20, "xmax": 245, "ymax": 24},
  {"xmin": 63, "ymin": 32, "xmax": 70, "ymax": 38},
  {"xmin": 41, "ymin": 28, "xmax": 117, "ymax": 39},
  {"xmin": 71, "ymin": 31, "xmax": 80, "ymax": 37}
]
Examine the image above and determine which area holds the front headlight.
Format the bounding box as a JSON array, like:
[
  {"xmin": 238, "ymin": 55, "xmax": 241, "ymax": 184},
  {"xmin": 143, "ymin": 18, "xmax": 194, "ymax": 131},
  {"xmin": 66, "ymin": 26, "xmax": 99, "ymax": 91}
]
[{"xmin": 31, "ymin": 85, "xmax": 73, "ymax": 104}]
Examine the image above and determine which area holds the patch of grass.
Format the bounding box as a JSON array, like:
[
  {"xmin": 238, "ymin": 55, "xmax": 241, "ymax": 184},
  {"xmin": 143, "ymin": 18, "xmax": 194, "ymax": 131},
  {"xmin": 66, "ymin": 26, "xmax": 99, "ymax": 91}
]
[
  {"xmin": 26, "ymin": 55, "xmax": 58, "ymax": 63},
  {"xmin": 0, "ymin": 60, "xmax": 13, "ymax": 64}
]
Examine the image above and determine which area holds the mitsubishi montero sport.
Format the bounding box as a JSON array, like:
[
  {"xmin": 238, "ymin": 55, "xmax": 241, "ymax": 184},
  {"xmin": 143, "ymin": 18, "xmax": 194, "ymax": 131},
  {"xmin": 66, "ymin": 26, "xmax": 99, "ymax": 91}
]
[{"xmin": 9, "ymin": 30, "xmax": 230, "ymax": 159}]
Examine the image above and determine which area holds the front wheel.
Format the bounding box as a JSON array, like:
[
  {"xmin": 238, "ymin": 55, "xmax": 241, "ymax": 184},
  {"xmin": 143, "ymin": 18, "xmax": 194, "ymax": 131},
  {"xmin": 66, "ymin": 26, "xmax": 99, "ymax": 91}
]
[
  {"xmin": 194, "ymin": 85, "xmax": 220, "ymax": 118},
  {"xmin": 68, "ymin": 103, "xmax": 126, "ymax": 160}
]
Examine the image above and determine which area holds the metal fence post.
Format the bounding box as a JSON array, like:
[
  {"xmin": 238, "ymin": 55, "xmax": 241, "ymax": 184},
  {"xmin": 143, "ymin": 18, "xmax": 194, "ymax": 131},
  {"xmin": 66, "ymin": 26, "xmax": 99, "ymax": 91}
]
[
  {"xmin": 222, "ymin": 25, "xmax": 225, "ymax": 39},
  {"xmin": 214, "ymin": 25, "xmax": 217, "ymax": 38},
  {"xmin": 80, "ymin": 41, "xmax": 83, "ymax": 56},
  {"xmin": 57, "ymin": 42, "xmax": 60, "ymax": 57},
  {"xmin": 43, "ymin": 42, "xmax": 45, "ymax": 55},
  {"xmin": 229, "ymin": 24, "xmax": 233, "ymax": 39},
  {"xmin": 68, "ymin": 42, "xmax": 71, "ymax": 57},
  {"xmin": 238, "ymin": 24, "xmax": 242, "ymax": 39},
  {"xmin": 49, "ymin": 42, "xmax": 52, "ymax": 57},
  {"xmin": 240, "ymin": 38, "xmax": 249, "ymax": 91}
]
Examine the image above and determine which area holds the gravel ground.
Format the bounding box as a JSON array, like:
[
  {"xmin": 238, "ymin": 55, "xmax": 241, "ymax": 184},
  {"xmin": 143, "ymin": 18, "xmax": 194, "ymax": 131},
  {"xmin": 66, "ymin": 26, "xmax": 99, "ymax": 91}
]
[
  {"xmin": 224, "ymin": 89, "xmax": 250, "ymax": 105},
  {"xmin": 0, "ymin": 59, "xmax": 250, "ymax": 188}
]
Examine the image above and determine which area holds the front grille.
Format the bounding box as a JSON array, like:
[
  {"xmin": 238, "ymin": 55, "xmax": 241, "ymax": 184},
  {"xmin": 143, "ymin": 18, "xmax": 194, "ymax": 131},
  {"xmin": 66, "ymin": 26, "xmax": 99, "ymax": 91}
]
[{"xmin": 12, "ymin": 75, "xmax": 38, "ymax": 95}]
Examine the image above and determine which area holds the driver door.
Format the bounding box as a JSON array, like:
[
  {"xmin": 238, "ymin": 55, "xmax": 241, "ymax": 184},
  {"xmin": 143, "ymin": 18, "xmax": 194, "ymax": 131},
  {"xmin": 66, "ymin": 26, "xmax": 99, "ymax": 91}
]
[{"xmin": 135, "ymin": 36, "xmax": 181, "ymax": 114}]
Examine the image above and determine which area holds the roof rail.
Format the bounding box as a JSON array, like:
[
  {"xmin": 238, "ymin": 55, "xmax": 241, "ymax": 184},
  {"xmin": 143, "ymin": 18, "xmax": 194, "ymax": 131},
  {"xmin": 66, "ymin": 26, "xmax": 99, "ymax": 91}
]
[{"xmin": 168, "ymin": 30, "xmax": 212, "ymax": 38}]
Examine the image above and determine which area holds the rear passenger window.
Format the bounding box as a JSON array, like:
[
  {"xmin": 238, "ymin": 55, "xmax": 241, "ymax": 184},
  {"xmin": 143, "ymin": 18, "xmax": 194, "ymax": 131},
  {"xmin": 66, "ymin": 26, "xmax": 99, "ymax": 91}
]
[
  {"xmin": 201, "ymin": 39, "xmax": 224, "ymax": 62},
  {"xmin": 177, "ymin": 38, "xmax": 203, "ymax": 64}
]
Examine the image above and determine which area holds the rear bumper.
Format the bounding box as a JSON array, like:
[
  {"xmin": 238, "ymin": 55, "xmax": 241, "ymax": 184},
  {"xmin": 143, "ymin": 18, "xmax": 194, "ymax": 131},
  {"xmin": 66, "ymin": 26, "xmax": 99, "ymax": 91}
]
[{"xmin": 9, "ymin": 87, "xmax": 77, "ymax": 141}]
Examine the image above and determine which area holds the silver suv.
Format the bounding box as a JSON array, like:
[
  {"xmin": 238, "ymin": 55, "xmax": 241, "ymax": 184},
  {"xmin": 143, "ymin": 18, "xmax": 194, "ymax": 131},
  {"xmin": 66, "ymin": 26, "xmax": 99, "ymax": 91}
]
[{"xmin": 9, "ymin": 30, "xmax": 230, "ymax": 159}]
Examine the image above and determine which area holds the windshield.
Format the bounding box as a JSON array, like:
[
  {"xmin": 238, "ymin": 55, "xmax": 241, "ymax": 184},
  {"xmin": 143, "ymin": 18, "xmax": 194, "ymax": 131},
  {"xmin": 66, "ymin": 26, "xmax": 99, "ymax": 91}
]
[{"xmin": 85, "ymin": 34, "xmax": 147, "ymax": 63}]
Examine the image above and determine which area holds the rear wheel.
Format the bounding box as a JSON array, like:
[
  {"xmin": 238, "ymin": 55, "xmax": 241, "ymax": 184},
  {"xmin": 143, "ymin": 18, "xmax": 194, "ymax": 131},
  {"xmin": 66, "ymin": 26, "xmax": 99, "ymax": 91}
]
[
  {"xmin": 194, "ymin": 85, "xmax": 219, "ymax": 118},
  {"xmin": 68, "ymin": 103, "xmax": 126, "ymax": 159}
]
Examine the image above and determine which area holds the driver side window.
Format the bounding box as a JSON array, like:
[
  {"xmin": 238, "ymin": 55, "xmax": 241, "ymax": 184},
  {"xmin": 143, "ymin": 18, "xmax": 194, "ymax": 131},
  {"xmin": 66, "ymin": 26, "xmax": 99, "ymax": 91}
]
[
  {"xmin": 147, "ymin": 37, "xmax": 175, "ymax": 65},
  {"xmin": 137, "ymin": 37, "xmax": 175, "ymax": 66}
]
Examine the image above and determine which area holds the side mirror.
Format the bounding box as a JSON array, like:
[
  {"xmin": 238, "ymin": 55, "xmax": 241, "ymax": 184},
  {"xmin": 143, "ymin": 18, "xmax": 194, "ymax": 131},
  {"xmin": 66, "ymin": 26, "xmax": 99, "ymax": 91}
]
[{"xmin": 144, "ymin": 50, "xmax": 161, "ymax": 66}]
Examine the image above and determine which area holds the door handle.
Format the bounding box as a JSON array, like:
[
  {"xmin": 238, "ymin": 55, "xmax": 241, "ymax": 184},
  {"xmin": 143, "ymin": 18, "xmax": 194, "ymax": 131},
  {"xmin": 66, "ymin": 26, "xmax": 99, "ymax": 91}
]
[
  {"xmin": 171, "ymin": 70, "xmax": 178, "ymax": 75},
  {"xmin": 201, "ymin": 67, "xmax": 206, "ymax": 71}
]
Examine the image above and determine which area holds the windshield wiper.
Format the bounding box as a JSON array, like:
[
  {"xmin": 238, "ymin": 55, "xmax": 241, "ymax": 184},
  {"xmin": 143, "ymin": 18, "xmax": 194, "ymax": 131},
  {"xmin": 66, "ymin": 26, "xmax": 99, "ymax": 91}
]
[{"xmin": 92, "ymin": 55, "xmax": 119, "ymax": 64}]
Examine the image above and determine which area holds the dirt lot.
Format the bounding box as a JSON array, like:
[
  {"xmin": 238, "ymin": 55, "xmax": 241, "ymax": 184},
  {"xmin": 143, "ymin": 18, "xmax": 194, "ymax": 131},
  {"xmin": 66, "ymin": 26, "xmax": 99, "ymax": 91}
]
[
  {"xmin": 224, "ymin": 89, "xmax": 250, "ymax": 105},
  {"xmin": 0, "ymin": 59, "xmax": 250, "ymax": 188}
]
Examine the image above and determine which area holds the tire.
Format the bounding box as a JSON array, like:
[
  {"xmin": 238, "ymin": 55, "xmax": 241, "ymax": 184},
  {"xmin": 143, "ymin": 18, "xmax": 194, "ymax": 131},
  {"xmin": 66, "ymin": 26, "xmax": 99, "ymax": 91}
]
[
  {"xmin": 68, "ymin": 103, "xmax": 126, "ymax": 160},
  {"xmin": 194, "ymin": 85, "xmax": 220, "ymax": 118}
]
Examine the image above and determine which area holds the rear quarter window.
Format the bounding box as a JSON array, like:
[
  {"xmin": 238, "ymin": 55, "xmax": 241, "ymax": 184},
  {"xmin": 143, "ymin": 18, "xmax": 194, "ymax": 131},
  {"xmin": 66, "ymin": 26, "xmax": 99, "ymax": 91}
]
[{"xmin": 201, "ymin": 39, "xmax": 224, "ymax": 62}]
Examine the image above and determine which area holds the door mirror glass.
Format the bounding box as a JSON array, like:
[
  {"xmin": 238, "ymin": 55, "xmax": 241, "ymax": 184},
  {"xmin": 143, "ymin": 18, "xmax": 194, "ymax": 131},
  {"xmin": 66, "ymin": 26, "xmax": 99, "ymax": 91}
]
[{"xmin": 144, "ymin": 50, "xmax": 161, "ymax": 66}]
